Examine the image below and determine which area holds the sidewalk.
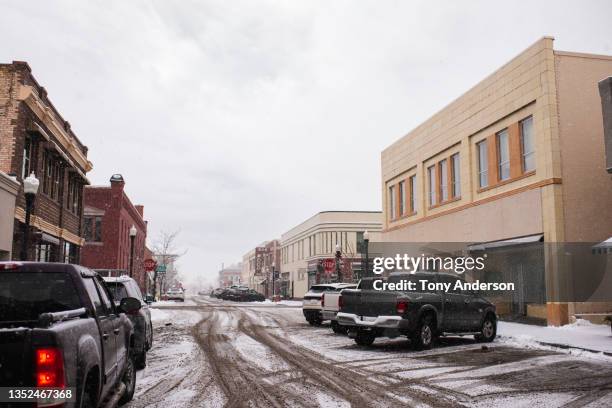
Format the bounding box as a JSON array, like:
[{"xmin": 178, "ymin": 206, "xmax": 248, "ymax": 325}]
[{"xmin": 498, "ymin": 319, "xmax": 612, "ymax": 355}]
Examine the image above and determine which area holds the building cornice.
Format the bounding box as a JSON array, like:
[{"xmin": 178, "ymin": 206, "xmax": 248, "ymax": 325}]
[{"xmin": 18, "ymin": 85, "xmax": 93, "ymax": 173}]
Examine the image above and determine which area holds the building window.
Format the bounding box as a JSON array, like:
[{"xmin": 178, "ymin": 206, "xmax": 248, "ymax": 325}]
[
  {"xmin": 409, "ymin": 175, "xmax": 416, "ymax": 213},
  {"xmin": 477, "ymin": 140, "xmax": 488, "ymax": 188},
  {"xmin": 399, "ymin": 181, "xmax": 405, "ymax": 216},
  {"xmin": 497, "ymin": 129, "xmax": 510, "ymax": 181},
  {"xmin": 67, "ymin": 176, "xmax": 81, "ymax": 214},
  {"xmin": 22, "ymin": 137, "xmax": 32, "ymax": 179},
  {"xmin": 439, "ymin": 159, "xmax": 448, "ymax": 201},
  {"xmin": 427, "ymin": 165, "xmax": 436, "ymax": 206},
  {"xmin": 84, "ymin": 216, "xmax": 103, "ymax": 242},
  {"xmin": 388, "ymin": 185, "xmax": 396, "ymax": 219},
  {"xmin": 451, "ymin": 153, "xmax": 460, "ymax": 198},
  {"xmin": 520, "ymin": 116, "xmax": 535, "ymax": 172}
]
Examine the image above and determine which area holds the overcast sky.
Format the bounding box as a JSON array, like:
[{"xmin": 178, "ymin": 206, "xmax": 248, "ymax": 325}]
[{"xmin": 1, "ymin": 1, "xmax": 611, "ymax": 288}]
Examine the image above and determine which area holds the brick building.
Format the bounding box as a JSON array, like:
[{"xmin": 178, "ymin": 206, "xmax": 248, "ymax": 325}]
[
  {"xmin": 0, "ymin": 61, "xmax": 92, "ymax": 262},
  {"xmin": 80, "ymin": 174, "xmax": 148, "ymax": 291},
  {"xmin": 218, "ymin": 263, "xmax": 242, "ymax": 288},
  {"xmin": 381, "ymin": 37, "xmax": 612, "ymax": 325}
]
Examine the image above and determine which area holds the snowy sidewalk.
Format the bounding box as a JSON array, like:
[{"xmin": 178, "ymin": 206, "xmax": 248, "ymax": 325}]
[{"xmin": 498, "ymin": 319, "xmax": 612, "ymax": 355}]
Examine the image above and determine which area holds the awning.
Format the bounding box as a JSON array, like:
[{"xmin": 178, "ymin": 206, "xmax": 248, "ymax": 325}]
[
  {"xmin": 468, "ymin": 234, "xmax": 544, "ymax": 251},
  {"xmin": 41, "ymin": 232, "xmax": 60, "ymax": 245}
]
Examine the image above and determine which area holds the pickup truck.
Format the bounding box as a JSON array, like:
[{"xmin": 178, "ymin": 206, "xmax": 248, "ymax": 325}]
[
  {"xmin": 320, "ymin": 284, "xmax": 357, "ymax": 333},
  {"xmin": 337, "ymin": 272, "xmax": 497, "ymax": 349},
  {"xmin": 302, "ymin": 283, "xmax": 358, "ymax": 326},
  {"xmin": 0, "ymin": 262, "xmax": 142, "ymax": 407}
]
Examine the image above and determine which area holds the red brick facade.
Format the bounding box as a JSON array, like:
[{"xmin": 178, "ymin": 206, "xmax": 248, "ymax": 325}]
[
  {"xmin": 80, "ymin": 175, "xmax": 148, "ymax": 292},
  {"xmin": 0, "ymin": 61, "xmax": 92, "ymax": 262}
]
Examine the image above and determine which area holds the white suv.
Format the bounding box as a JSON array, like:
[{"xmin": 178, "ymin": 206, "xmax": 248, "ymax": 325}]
[{"xmin": 302, "ymin": 283, "xmax": 356, "ymax": 326}]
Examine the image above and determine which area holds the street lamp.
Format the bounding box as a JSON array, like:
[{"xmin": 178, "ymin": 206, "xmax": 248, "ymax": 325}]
[
  {"xmin": 363, "ymin": 230, "xmax": 370, "ymax": 278},
  {"xmin": 271, "ymin": 261, "xmax": 276, "ymax": 301},
  {"xmin": 335, "ymin": 243, "xmax": 342, "ymax": 283},
  {"xmin": 129, "ymin": 225, "xmax": 137, "ymax": 277},
  {"xmin": 20, "ymin": 172, "xmax": 39, "ymax": 261}
]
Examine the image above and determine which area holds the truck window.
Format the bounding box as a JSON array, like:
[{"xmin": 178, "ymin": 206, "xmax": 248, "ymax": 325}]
[
  {"xmin": 106, "ymin": 282, "xmax": 129, "ymax": 300},
  {"xmin": 94, "ymin": 278, "xmax": 114, "ymax": 313},
  {"xmin": 0, "ymin": 272, "xmax": 81, "ymax": 322},
  {"xmin": 83, "ymin": 278, "xmax": 106, "ymax": 316}
]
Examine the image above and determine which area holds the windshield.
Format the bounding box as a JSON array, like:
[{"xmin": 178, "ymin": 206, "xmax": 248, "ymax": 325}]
[
  {"xmin": 0, "ymin": 272, "xmax": 82, "ymax": 322},
  {"xmin": 105, "ymin": 282, "xmax": 129, "ymax": 301}
]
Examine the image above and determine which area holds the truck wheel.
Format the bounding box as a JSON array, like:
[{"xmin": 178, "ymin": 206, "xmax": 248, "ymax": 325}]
[
  {"xmin": 307, "ymin": 316, "xmax": 322, "ymax": 326},
  {"xmin": 354, "ymin": 330, "xmax": 376, "ymax": 346},
  {"xmin": 135, "ymin": 349, "xmax": 147, "ymax": 370},
  {"xmin": 119, "ymin": 356, "xmax": 136, "ymax": 405},
  {"xmin": 80, "ymin": 378, "xmax": 96, "ymax": 408},
  {"xmin": 412, "ymin": 315, "xmax": 434, "ymax": 350},
  {"xmin": 475, "ymin": 315, "xmax": 496, "ymax": 342},
  {"xmin": 331, "ymin": 321, "xmax": 344, "ymax": 334}
]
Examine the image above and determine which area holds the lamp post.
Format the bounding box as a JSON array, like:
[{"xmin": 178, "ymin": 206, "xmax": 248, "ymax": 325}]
[
  {"xmin": 271, "ymin": 261, "xmax": 276, "ymax": 300},
  {"xmin": 363, "ymin": 230, "xmax": 370, "ymax": 278},
  {"xmin": 129, "ymin": 225, "xmax": 137, "ymax": 278},
  {"xmin": 20, "ymin": 172, "xmax": 39, "ymax": 261},
  {"xmin": 335, "ymin": 243, "xmax": 342, "ymax": 283}
]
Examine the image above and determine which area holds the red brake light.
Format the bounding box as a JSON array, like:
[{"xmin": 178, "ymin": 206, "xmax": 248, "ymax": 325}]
[
  {"xmin": 396, "ymin": 300, "xmax": 408, "ymax": 314},
  {"xmin": 1, "ymin": 262, "xmax": 22, "ymax": 270},
  {"xmin": 321, "ymin": 294, "xmax": 325, "ymax": 307},
  {"xmin": 36, "ymin": 348, "xmax": 65, "ymax": 388},
  {"xmin": 338, "ymin": 294, "xmax": 343, "ymax": 309}
]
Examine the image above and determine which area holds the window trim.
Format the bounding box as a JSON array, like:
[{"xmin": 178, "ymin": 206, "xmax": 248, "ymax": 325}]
[
  {"xmin": 520, "ymin": 115, "xmax": 535, "ymax": 173},
  {"xmin": 496, "ymin": 129, "xmax": 510, "ymax": 181},
  {"xmin": 477, "ymin": 140, "xmax": 488, "ymax": 188}
]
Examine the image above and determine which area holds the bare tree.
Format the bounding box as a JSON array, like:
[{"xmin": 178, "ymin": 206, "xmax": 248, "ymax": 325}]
[{"xmin": 151, "ymin": 230, "xmax": 187, "ymax": 299}]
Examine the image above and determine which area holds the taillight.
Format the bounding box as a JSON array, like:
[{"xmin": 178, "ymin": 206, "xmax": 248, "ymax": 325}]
[
  {"xmin": 1, "ymin": 262, "xmax": 22, "ymax": 270},
  {"xmin": 36, "ymin": 347, "xmax": 65, "ymax": 388},
  {"xmin": 338, "ymin": 294, "xmax": 343, "ymax": 309},
  {"xmin": 321, "ymin": 294, "xmax": 325, "ymax": 307},
  {"xmin": 396, "ymin": 300, "xmax": 408, "ymax": 314}
]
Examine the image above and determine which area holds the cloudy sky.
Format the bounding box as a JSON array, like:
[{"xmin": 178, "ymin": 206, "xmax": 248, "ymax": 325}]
[{"xmin": 2, "ymin": 0, "xmax": 611, "ymax": 287}]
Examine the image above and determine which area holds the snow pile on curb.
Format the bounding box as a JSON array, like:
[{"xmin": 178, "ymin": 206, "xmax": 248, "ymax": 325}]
[{"xmin": 498, "ymin": 319, "xmax": 612, "ymax": 357}]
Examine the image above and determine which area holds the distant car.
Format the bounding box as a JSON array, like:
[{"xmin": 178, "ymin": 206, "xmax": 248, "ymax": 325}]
[
  {"xmin": 104, "ymin": 275, "xmax": 153, "ymax": 369},
  {"xmin": 302, "ymin": 283, "xmax": 357, "ymax": 326},
  {"xmin": 166, "ymin": 288, "xmax": 185, "ymax": 302},
  {"xmin": 243, "ymin": 289, "xmax": 266, "ymax": 302},
  {"xmin": 210, "ymin": 288, "xmax": 225, "ymax": 298}
]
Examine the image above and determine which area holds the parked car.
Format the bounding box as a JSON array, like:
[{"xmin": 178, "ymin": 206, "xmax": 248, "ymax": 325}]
[
  {"xmin": 103, "ymin": 276, "xmax": 153, "ymax": 369},
  {"xmin": 337, "ymin": 272, "xmax": 497, "ymax": 349},
  {"xmin": 217, "ymin": 287, "xmax": 265, "ymax": 302},
  {"xmin": 321, "ymin": 283, "xmax": 358, "ymax": 333},
  {"xmin": 0, "ymin": 262, "xmax": 140, "ymax": 407},
  {"xmin": 302, "ymin": 283, "xmax": 358, "ymax": 326},
  {"xmin": 210, "ymin": 288, "xmax": 226, "ymax": 298},
  {"xmin": 165, "ymin": 288, "xmax": 185, "ymax": 302}
]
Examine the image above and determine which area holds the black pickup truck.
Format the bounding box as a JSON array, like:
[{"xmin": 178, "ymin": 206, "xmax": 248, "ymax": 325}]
[
  {"xmin": 0, "ymin": 262, "xmax": 142, "ymax": 407},
  {"xmin": 337, "ymin": 272, "xmax": 497, "ymax": 349}
]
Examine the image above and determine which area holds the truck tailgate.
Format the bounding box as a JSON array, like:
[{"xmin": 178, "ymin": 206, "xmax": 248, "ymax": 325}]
[
  {"xmin": 0, "ymin": 328, "xmax": 33, "ymax": 386},
  {"xmin": 340, "ymin": 290, "xmax": 400, "ymax": 317}
]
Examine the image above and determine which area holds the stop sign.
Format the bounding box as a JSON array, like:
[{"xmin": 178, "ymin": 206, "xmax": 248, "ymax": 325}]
[{"xmin": 144, "ymin": 259, "xmax": 157, "ymax": 271}]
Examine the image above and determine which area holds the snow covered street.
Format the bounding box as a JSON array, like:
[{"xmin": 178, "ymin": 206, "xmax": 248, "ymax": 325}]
[{"xmin": 128, "ymin": 297, "xmax": 612, "ymax": 408}]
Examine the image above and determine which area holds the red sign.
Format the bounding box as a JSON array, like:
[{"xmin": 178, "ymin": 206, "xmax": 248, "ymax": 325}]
[
  {"xmin": 143, "ymin": 259, "xmax": 157, "ymax": 271},
  {"xmin": 322, "ymin": 259, "xmax": 335, "ymax": 273}
]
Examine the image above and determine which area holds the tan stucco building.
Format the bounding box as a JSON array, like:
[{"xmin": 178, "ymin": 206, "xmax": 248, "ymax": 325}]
[
  {"xmin": 281, "ymin": 211, "xmax": 382, "ymax": 298},
  {"xmin": 0, "ymin": 172, "xmax": 19, "ymax": 260},
  {"xmin": 381, "ymin": 37, "xmax": 612, "ymax": 326}
]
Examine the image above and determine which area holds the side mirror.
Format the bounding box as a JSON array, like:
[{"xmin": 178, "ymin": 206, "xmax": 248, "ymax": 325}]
[{"xmin": 120, "ymin": 297, "xmax": 142, "ymax": 314}]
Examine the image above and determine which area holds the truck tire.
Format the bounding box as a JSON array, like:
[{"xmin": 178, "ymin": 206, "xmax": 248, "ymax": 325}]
[
  {"xmin": 475, "ymin": 314, "xmax": 496, "ymax": 342},
  {"xmin": 307, "ymin": 316, "xmax": 322, "ymax": 326},
  {"xmin": 119, "ymin": 356, "xmax": 136, "ymax": 405},
  {"xmin": 331, "ymin": 320, "xmax": 345, "ymax": 334},
  {"xmin": 412, "ymin": 315, "xmax": 434, "ymax": 350},
  {"xmin": 135, "ymin": 348, "xmax": 147, "ymax": 370},
  {"xmin": 354, "ymin": 330, "xmax": 376, "ymax": 346}
]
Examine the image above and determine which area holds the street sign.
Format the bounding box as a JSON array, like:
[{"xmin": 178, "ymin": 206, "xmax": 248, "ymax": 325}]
[
  {"xmin": 155, "ymin": 264, "xmax": 166, "ymax": 274},
  {"xmin": 144, "ymin": 259, "xmax": 157, "ymax": 271}
]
